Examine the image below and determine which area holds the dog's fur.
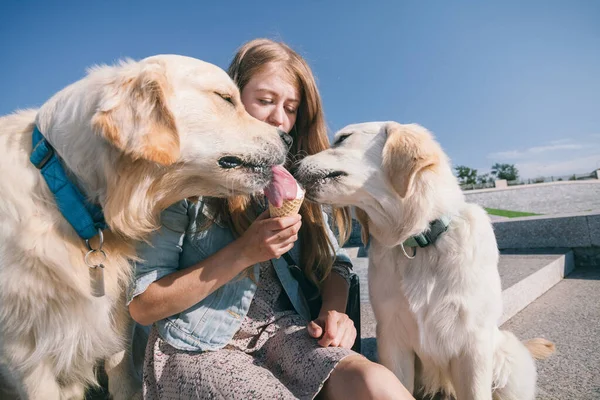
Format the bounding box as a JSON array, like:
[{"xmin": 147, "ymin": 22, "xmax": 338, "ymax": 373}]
[
  {"xmin": 0, "ymin": 55, "xmax": 289, "ymax": 399},
  {"xmin": 295, "ymin": 122, "xmax": 555, "ymax": 400}
]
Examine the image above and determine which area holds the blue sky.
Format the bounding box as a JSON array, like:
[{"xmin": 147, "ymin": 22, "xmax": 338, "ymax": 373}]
[{"xmin": 1, "ymin": 0, "xmax": 599, "ymax": 179}]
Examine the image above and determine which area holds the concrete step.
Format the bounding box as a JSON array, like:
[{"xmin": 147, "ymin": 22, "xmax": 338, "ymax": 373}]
[
  {"xmin": 500, "ymin": 264, "xmax": 600, "ymax": 400},
  {"xmin": 353, "ymin": 249, "xmax": 574, "ymax": 320},
  {"xmin": 498, "ymin": 249, "xmax": 574, "ymax": 324},
  {"xmin": 354, "ymin": 249, "xmax": 575, "ymax": 359}
]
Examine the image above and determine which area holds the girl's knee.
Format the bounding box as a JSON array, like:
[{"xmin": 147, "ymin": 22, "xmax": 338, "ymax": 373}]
[{"xmin": 336, "ymin": 356, "xmax": 413, "ymax": 400}]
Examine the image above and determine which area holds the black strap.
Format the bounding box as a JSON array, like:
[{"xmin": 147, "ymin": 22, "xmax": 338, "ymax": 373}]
[{"xmin": 282, "ymin": 252, "xmax": 296, "ymax": 266}]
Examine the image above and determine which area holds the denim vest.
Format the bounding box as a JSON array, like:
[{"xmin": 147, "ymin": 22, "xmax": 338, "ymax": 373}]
[{"xmin": 128, "ymin": 199, "xmax": 351, "ymax": 352}]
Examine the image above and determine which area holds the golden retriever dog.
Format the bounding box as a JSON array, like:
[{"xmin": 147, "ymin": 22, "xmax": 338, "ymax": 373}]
[
  {"xmin": 294, "ymin": 121, "xmax": 554, "ymax": 400},
  {"xmin": 0, "ymin": 55, "xmax": 290, "ymax": 399}
]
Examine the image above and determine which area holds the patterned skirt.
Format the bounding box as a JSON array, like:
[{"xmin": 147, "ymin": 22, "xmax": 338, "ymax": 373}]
[{"xmin": 143, "ymin": 261, "xmax": 357, "ymax": 399}]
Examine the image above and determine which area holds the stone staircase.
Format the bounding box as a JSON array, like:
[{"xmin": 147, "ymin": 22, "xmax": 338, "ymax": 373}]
[{"xmin": 353, "ymin": 248, "xmax": 573, "ymax": 345}]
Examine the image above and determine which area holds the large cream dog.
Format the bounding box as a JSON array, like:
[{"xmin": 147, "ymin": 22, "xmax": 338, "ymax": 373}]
[
  {"xmin": 295, "ymin": 121, "xmax": 554, "ymax": 400},
  {"xmin": 0, "ymin": 55, "xmax": 290, "ymax": 399}
]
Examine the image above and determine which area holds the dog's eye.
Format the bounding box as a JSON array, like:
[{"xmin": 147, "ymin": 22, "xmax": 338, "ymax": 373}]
[
  {"xmin": 334, "ymin": 134, "xmax": 351, "ymax": 146},
  {"xmin": 216, "ymin": 93, "xmax": 234, "ymax": 106}
]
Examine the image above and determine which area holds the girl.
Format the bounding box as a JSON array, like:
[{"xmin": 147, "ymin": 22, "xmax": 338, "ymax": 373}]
[{"xmin": 128, "ymin": 38, "xmax": 412, "ymax": 399}]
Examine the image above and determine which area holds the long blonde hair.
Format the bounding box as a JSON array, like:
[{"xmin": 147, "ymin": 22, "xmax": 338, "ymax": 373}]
[{"xmin": 212, "ymin": 38, "xmax": 351, "ymax": 287}]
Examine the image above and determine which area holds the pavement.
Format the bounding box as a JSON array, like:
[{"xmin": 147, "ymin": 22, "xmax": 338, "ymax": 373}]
[{"xmin": 501, "ymin": 265, "xmax": 600, "ymax": 400}]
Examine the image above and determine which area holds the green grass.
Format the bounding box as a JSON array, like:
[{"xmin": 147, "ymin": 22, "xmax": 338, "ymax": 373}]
[{"xmin": 485, "ymin": 208, "xmax": 540, "ymax": 218}]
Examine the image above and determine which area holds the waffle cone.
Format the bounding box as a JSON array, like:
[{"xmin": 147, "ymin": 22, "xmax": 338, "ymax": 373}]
[{"xmin": 269, "ymin": 197, "xmax": 304, "ymax": 217}]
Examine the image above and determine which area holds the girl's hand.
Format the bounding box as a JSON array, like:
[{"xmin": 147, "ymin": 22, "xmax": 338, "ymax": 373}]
[
  {"xmin": 307, "ymin": 310, "xmax": 356, "ymax": 349},
  {"xmin": 238, "ymin": 210, "xmax": 302, "ymax": 265}
]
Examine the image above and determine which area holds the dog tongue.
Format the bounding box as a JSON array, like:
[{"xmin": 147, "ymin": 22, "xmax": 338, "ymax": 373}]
[{"xmin": 264, "ymin": 165, "xmax": 298, "ymax": 208}]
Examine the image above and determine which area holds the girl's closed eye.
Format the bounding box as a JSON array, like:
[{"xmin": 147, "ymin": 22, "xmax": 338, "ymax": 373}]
[
  {"xmin": 285, "ymin": 107, "xmax": 297, "ymax": 115},
  {"xmin": 259, "ymin": 98, "xmax": 273, "ymax": 105}
]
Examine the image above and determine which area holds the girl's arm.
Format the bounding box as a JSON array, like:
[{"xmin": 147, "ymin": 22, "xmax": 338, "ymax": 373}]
[
  {"xmin": 319, "ymin": 208, "xmax": 353, "ymax": 314},
  {"xmin": 129, "ymin": 236, "xmax": 258, "ymax": 326},
  {"xmin": 129, "ymin": 206, "xmax": 302, "ymax": 326},
  {"xmin": 307, "ymin": 210, "xmax": 356, "ymax": 348},
  {"xmin": 319, "ymin": 263, "xmax": 351, "ymax": 315}
]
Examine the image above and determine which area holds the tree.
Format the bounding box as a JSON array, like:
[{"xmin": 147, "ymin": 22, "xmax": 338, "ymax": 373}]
[
  {"xmin": 477, "ymin": 173, "xmax": 492, "ymax": 185},
  {"xmin": 491, "ymin": 163, "xmax": 519, "ymax": 181},
  {"xmin": 454, "ymin": 165, "xmax": 478, "ymax": 185}
]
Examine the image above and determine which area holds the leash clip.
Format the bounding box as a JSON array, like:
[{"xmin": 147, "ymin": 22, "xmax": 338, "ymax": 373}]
[
  {"xmin": 85, "ymin": 228, "xmax": 104, "ymax": 252},
  {"xmin": 84, "ymin": 229, "xmax": 106, "ymax": 297},
  {"xmin": 400, "ymin": 242, "xmax": 417, "ymax": 260}
]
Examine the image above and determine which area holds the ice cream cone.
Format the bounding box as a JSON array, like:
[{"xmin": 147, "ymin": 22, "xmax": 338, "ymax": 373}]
[{"xmin": 269, "ymin": 197, "xmax": 304, "ymax": 217}]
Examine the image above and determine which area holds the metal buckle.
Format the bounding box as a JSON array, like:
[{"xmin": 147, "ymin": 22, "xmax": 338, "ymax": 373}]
[
  {"xmin": 414, "ymin": 234, "xmax": 429, "ymax": 248},
  {"xmin": 33, "ymin": 144, "xmax": 54, "ymax": 169}
]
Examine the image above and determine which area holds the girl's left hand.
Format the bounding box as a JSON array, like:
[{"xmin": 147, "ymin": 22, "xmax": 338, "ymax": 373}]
[{"xmin": 307, "ymin": 310, "xmax": 356, "ymax": 349}]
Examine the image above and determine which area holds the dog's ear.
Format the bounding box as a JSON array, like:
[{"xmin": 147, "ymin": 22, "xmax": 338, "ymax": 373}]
[
  {"xmin": 92, "ymin": 62, "xmax": 180, "ymax": 165},
  {"xmin": 382, "ymin": 122, "xmax": 439, "ymax": 198},
  {"xmin": 354, "ymin": 207, "xmax": 370, "ymax": 246}
]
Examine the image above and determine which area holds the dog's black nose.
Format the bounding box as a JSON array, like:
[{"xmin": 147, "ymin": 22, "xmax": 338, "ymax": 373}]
[{"xmin": 279, "ymin": 129, "xmax": 293, "ymax": 149}]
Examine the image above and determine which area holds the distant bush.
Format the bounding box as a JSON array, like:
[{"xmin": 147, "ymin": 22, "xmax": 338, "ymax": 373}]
[{"xmin": 491, "ymin": 163, "xmax": 519, "ymax": 181}]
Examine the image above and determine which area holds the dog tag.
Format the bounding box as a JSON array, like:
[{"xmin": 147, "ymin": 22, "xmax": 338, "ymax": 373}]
[{"xmin": 89, "ymin": 264, "xmax": 105, "ymax": 297}]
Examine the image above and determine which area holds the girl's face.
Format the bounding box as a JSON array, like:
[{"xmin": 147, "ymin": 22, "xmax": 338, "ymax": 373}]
[{"xmin": 240, "ymin": 64, "xmax": 300, "ymax": 134}]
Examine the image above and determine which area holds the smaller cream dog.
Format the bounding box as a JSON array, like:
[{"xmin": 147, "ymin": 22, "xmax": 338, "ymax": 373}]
[
  {"xmin": 295, "ymin": 122, "xmax": 554, "ymax": 400},
  {"xmin": 0, "ymin": 55, "xmax": 290, "ymax": 399}
]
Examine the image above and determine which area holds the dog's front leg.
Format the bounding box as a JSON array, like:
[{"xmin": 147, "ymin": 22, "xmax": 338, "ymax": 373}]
[
  {"xmin": 376, "ymin": 323, "xmax": 416, "ymax": 394},
  {"xmin": 20, "ymin": 359, "xmax": 64, "ymax": 400},
  {"xmin": 449, "ymin": 334, "xmax": 493, "ymax": 400},
  {"xmin": 105, "ymin": 299, "xmax": 143, "ymax": 400}
]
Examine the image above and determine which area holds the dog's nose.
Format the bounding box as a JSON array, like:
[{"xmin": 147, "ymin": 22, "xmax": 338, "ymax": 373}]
[{"xmin": 278, "ymin": 129, "xmax": 293, "ymax": 150}]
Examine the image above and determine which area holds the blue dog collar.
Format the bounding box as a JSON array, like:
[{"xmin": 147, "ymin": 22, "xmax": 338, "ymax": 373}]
[{"xmin": 30, "ymin": 126, "xmax": 107, "ymax": 240}]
